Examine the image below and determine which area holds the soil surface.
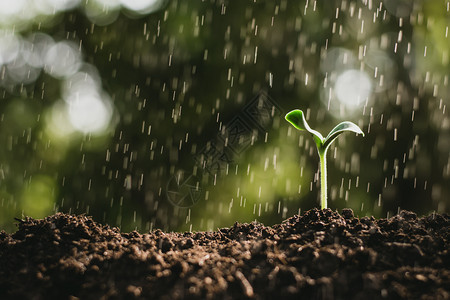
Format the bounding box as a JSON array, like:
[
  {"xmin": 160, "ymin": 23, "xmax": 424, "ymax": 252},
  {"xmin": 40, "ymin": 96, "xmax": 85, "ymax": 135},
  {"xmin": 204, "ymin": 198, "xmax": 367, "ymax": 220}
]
[{"xmin": 0, "ymin": 208, "xmax": 449, "ymax": 299}]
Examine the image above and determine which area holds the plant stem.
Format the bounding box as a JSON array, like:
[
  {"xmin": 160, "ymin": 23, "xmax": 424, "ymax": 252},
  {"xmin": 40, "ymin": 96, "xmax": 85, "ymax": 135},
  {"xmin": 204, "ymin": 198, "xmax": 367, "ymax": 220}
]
[{"xmin": 319, "ymin": 149, "xmax": 327, "ymax": 209}]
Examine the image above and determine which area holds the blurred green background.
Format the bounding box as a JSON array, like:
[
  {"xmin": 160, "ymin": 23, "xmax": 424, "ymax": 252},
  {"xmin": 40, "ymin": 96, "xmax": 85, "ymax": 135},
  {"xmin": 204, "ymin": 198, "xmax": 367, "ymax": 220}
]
[{"xmin": 0, "ymin": 0, "xmax": 448, "ymax": 232}]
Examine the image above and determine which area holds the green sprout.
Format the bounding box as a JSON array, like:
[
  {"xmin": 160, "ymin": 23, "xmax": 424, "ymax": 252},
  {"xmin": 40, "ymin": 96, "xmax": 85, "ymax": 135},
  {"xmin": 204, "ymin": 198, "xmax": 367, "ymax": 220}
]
[{"xmin": 285, "ymin": 109, "xmax": 364, "ymax": 209}]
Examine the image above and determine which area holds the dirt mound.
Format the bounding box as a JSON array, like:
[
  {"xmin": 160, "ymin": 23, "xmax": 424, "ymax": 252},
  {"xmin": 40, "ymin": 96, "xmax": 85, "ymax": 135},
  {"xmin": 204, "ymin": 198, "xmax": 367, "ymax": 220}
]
[{"xmin": 0, "ymin": 208, "xmax": 449, "ymax": 299}]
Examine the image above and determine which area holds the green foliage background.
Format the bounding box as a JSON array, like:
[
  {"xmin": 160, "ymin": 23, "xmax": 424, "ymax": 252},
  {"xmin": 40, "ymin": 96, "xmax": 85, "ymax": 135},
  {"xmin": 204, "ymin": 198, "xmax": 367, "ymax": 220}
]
[{"xmin": 0, "ymin": 0, "xmax": 448, "ymax": 232}]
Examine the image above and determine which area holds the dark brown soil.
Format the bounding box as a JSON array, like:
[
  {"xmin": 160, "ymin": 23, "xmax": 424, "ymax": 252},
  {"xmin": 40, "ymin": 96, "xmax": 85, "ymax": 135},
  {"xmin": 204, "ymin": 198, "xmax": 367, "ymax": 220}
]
[{"xmin": 0, "ymin": 208, "xmax": 449, "ymax": 299}]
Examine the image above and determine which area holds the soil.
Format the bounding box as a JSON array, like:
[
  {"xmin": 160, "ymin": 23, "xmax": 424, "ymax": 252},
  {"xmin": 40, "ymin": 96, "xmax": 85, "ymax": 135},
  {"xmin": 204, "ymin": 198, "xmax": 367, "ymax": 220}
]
[{"xmin": 0, "ymin": 208, "xmax": 449, "ymax": 300}]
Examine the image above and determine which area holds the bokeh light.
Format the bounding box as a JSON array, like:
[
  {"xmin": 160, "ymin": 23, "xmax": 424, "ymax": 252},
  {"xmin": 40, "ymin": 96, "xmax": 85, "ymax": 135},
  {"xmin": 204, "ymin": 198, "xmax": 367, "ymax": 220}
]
[
  {"xmin": 0, "ymin": 34, "xmax": 20, "ymax": 65},
  {"xmin": 84, "ymin": 0, "xmax": 121, "ymax": 26},
  {"xmin": 119, "ymin": 0, "xmax": 167, "ymax": 15},
  {"xmin": 33, "ymin": 0, "xmax": 81, "ymax": 14},
  {"xmin": 66, "ymin": 92, "xmax": 113, "ymax": 134},
  {"xmin": 0, "ymin": 0, "xmax": 27, "ymax": 20},
  {"xmin": 320, "ymin": 47, "xmax": 357, "ymax": 74},
  {"xmin": 363, "ymin": 49, "xmax": 396, "ymax": 92},
  {"xmin": 44, "ymin": 41, "xmax": 82, "ymax": 78},
  {"xmin": 334, "ymin": 69, "xmax": 372, "ymax": 108}
]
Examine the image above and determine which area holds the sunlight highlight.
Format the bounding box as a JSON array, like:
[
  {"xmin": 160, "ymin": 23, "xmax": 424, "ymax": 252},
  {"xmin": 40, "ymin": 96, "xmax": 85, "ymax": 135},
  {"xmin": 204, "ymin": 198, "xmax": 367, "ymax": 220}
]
[
  {"xmin": 334, "ymin": 70, "xmax": 372, "ymax": 107},
  {"xmin": 67, "ymin": 93, "xmax": 113, "ymax": 134},
  {"xmin": 119, "ymin": 0, "xmax": 166, "ymax": 14},
  {"xmin": 44, "ymin": 41, "xmax": 81, "ymax": 78}
]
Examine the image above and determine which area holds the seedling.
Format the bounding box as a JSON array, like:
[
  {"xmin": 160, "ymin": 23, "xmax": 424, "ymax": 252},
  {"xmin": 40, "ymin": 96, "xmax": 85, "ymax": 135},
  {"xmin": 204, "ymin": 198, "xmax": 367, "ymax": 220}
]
[{"xmin": 285, "ymin": 109, "xmax": 364, "ymax": 209}]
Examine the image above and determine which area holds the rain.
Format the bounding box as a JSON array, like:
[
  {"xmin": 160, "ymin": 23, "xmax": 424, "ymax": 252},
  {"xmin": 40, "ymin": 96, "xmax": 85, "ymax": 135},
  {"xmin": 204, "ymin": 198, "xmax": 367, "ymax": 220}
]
[{"xmin": 0, "ymin": 0, "xmax": 448, "ymax": 233}]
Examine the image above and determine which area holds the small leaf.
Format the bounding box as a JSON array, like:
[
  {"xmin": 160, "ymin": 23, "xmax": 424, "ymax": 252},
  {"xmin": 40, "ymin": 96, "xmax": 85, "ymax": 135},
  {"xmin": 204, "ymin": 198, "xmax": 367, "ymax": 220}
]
[
  {"xmin": 285, "ymin": 109, "xmax": 324, "ymax": 147},
  {"xmin": 323, "ymin": 121, "xmax": 364, "ymax": 150}
]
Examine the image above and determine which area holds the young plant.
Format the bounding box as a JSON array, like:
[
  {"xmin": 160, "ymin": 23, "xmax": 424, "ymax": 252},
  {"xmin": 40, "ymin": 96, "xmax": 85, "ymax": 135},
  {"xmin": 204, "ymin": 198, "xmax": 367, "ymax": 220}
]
[{"xmin": 285, "ymin": 109, "xmax": 364, "ymax": 209}]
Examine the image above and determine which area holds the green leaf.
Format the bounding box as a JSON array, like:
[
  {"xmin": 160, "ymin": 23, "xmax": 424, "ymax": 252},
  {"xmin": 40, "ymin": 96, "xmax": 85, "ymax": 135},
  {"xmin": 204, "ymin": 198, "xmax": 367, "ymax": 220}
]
[
  {"xmin": 323, "ymin": 121, "xmax": 364, "ymax": 150},
  {"xmin": 285, "ymin": 109, "xmax": 324, "ymax": 148},
  {"xmin": 284, "ymin": 108, "xmax": 365, "ymax": 210}
]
